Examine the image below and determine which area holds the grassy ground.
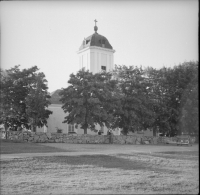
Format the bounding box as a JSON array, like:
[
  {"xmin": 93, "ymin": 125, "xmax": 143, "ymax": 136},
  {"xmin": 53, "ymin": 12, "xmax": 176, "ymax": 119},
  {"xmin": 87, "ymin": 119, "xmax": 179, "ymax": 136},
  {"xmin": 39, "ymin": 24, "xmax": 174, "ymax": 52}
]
[
  {"xmin": 0, "ymin": 139, "xmax": 72, "ymax": 154},
  {"xmin": 0, "ymin": 142, "xmax": 199, "ymax": 194}
]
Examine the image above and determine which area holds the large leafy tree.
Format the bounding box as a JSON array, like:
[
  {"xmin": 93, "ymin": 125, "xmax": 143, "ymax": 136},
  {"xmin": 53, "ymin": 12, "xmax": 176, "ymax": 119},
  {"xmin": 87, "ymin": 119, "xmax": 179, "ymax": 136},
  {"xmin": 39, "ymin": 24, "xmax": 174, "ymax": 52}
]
[
  {"xmin": 0, "ymin": 65, "xmax": 52, "ymax": 131},
  {"xmin": 174, "ymin": 61, "xmax": 198, "ymax": 135},
  {"xmin": 179, "ymin": 78, "xmax": 198, "ymax": 135},
  {"xmin": 112, "ymin": 65, "xmax": 155, "ymax": 135},
  {"xmin": 145, "ymin": 61, "xmax": 198, "ymax": 136},
  {"xmin": 59, "ymin": 69, "xmax": 118, "ymax": 134},
  {"xmin": 144, "ymin": 66, "xmax": 175, "ymax": 136},
  {"xmin": 25, "ymin": 72, "xmax": 52, "ymax": 131},
  {"xmin": 162, "ymin": 61, "xmax": 198, "ymax": 136}
]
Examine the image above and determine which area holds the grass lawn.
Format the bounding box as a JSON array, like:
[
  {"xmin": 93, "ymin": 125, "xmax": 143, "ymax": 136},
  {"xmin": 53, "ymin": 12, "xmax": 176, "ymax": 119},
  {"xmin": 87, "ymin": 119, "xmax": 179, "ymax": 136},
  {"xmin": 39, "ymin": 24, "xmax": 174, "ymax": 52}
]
[
  {"xmin": 1, "ymin": 145, "xmax": 199, "ymax": 195},
  {"xmin": 0, "ymin": 139, "xmax": 72, "ymax": 154},
  {"xmin": 121, "ymin": 151, "xmax": 199, "ymax": 161}
]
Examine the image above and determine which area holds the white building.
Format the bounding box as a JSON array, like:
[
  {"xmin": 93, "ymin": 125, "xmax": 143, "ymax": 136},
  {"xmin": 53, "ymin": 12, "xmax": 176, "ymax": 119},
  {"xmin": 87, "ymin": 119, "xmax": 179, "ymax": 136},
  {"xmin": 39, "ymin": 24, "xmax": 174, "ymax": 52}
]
[
  {"xmin": 77, "ymin": 21, "xmax": 115, "ymax": 73},
  {"xmin": 37, "ymin": 21, "xmax": 120, "ymax": 135}
]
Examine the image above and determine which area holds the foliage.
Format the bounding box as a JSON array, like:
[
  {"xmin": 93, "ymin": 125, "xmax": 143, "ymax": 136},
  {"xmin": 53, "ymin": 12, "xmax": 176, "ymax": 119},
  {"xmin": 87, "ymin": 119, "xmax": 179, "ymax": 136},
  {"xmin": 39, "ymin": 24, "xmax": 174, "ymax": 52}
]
[
  {"xmin": 60, "ymin": 62, "xmax": 198, "ymax": 136},
  {"xmin": 59, "ymin": 69, "xmax": 118, "ymax": 134},
  {"xmin": 145, "ymin": 61, "xmax": 198, "ymax": 136},
  {"xmin": 164, "ymin": 62, "xmax": 198, "ymax": 136},
  {"xmin": 112, "ymin": 65, "xmax": 155, "ymax": 135},
  {"xmin": 0, "ymin": 65, "xmax": 52, "ymax": 131},
  {"xmin": 25, "ymin": 72, "xmax": 52, "ymax": 131},
  {"xmin": 177, "ymin": 62, "xmax": 198, "ymax": 135},
  {"xmin": 144, "ymin": 66, "xmax": 175, "ymax": 135}
]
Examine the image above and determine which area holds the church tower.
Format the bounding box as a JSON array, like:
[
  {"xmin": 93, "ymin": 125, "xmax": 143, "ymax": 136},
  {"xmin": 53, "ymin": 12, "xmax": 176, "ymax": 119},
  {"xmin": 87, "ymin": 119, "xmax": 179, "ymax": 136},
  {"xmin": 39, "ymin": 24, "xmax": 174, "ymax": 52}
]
[{"xmin": 77, "ymin": 20, "xmax": 115, "ymax": 73}]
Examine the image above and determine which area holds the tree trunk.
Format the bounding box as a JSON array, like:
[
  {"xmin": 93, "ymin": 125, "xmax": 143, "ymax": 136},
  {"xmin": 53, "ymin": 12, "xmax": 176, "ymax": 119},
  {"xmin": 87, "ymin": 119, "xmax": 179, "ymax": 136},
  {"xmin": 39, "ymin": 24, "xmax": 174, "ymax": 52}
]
[
  {"xmin": 84, "ymin": 127, "xmax": 87, "ymax": 134},
  {"xmin": 5, "ymin": 123, "xmax": 8, "ymax": 139},
  {"xmin": 153, "ymin": 127, "xmax": 157, "ymax": 136},
  {"xmin": 32, "ymin": 125, "xmax": 36, "ymax": 132}
]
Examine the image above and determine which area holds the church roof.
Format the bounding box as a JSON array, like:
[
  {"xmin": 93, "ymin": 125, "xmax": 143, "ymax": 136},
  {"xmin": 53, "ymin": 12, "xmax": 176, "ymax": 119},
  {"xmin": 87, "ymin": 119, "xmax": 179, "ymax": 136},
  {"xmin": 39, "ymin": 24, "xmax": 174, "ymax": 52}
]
[
  {"xmin": 79, "ymin": 33, "xmax": 113, "ymax": 50},
  {"xmin": 79, "ymin": 21, "xmax": 113, "ymax": 51},
  {"xmin": 49, "ymin": 89, "xmax": 62, "ymax": 104}
]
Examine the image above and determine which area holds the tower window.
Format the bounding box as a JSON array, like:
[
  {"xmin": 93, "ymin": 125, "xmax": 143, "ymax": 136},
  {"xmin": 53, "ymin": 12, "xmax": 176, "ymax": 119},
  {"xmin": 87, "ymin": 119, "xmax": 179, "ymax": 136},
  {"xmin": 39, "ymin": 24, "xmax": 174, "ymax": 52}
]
[
  {"xmin": 99, "ymin": 40, "xmax": 106, "ymax": 47},
  {"xmin": 99, "ymin": 39, "xmax": 106, "ymax": 47},
  {"xmin": 101, "ymin": 66, "xmax": 106, "ymax": 71},
  {"xmin": 86, "ymin": 40, "xmax": 90, "ymax": 44}
]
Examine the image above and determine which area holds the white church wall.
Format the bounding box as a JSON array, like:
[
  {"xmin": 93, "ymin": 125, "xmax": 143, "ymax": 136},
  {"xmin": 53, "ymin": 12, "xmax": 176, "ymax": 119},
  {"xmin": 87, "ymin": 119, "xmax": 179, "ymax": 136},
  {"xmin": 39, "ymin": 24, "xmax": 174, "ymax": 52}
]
[
  {"xmin": 97, "ymin": 52, "xmax": 100, "ymax": 72},
  {"xmin": 101, "ymin": 53, "xmax": 107, "ymax": 67},
  {"xmin": 46, "ymin": 104, "xmax": 68, "ymax": 134},
  {"xmin": 78, "ymin": 46, "xmax": 115, "ymax": 74},
  {"xmin": 36, "ymin": 125, "xmax": 47, "ymax": 133},
  {"xmin": 76, "ymin": 124, "xmax": 120, "ymax": 135},
  {"xmin": 90, "ymin": 52, "xmax": 95, "ymax": 73},
  {"xmin": 89, "ymin": 47, "xmax": 114, "ymax": 74},
  {"xmin": 108, "ymin": 55, "xmax": 111, "ymax": 71},
  {"xmin": 44, "ymin": 104, "xmax": 121, "ymax": 135},
  {"xmin": 79, "ymin": 50, "xmax": 90, "ymax": 71}
]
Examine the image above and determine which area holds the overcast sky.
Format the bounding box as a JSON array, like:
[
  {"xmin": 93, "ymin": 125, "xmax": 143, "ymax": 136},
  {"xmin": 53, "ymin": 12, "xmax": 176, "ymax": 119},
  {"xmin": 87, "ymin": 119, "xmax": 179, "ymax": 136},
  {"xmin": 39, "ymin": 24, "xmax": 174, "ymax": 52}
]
[{"xmin": 1, "ymin": 0, "xmax": 198, "ymax": 92}]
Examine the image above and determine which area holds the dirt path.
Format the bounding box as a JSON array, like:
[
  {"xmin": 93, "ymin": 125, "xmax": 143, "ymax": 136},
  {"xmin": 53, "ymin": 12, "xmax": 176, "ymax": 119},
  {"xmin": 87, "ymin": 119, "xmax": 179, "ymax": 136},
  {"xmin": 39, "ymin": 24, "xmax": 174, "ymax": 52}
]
[{"xmin": 1, "ymin": 143, "xmax": 198, "ymax": 160}]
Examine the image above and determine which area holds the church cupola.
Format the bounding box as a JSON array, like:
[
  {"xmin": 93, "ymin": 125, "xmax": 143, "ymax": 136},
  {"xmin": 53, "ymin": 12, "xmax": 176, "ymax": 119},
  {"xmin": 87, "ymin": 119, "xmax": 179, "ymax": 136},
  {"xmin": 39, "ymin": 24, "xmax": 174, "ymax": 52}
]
[{"xmin": 77, "ymin": 20, "xmax": 115, "ymax": 74}]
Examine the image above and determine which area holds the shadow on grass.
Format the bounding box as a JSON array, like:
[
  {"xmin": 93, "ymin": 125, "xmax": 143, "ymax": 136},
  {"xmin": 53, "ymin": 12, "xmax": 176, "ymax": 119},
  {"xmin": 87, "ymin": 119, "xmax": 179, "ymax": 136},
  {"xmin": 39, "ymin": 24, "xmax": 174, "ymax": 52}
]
[
  {"xmin": 0, "ymin": 140, "xmax": 73, "ymax": 154},
  {"xmin": 37, "ymin": 155, "xmax": 145, "ymax": 170},
  {"xmin": 33, "ymin": 155, "xmax": 179, "ymax": 174}
]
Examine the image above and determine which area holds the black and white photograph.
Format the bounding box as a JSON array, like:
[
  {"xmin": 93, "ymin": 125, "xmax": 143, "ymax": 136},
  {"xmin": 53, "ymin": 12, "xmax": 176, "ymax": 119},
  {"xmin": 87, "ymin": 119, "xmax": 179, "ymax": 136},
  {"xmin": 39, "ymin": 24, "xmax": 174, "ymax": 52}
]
[{"xmin": 0, "ymin": 0, "xmax": 199, "ymax": 194}]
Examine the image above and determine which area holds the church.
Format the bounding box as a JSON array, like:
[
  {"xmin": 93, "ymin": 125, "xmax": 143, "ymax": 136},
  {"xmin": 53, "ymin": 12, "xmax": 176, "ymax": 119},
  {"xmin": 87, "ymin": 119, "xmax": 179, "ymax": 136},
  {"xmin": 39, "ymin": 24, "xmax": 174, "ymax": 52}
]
[{"xmin": 38, "ymin": 20, "xmax": 121, "ymax": 135}]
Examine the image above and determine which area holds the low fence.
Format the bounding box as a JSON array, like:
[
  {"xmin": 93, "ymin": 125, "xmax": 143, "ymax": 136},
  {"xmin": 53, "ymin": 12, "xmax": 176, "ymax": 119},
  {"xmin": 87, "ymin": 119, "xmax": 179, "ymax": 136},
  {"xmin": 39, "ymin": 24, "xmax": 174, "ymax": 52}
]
[{"xmin": 2, "ymin": 131, "xmax": 171, "ymax": 145}]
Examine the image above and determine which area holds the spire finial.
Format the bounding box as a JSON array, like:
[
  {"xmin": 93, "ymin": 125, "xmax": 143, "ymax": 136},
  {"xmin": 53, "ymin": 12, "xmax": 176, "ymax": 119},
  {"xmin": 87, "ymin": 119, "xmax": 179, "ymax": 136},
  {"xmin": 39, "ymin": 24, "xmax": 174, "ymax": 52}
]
[
  {"xmin": 94, "ymin": 19, "xmax": 98, "ymax": 33},
  {"xmin": 94, "ymin": 19, "xmax": 97, "ymax": 26}
]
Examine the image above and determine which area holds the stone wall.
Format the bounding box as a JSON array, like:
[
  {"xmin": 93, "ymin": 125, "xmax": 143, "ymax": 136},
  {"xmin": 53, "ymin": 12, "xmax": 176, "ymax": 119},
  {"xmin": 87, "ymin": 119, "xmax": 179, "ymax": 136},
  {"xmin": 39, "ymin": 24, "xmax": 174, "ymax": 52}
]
[
  {"xmin": 4, "ymin": 131, "xmax": 163, "ymax": 145},
  {"xmin": 2, "ymin": 131, "xmax": 197, "ymax": 144}
]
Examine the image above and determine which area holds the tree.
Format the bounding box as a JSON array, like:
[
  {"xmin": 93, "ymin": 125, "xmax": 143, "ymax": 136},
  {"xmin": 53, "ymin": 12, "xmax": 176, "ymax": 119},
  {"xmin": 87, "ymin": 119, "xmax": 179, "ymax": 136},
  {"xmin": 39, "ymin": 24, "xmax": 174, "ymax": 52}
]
[
  {"xmin": 176, "ymin": 62, "xmax": 198, "ymax": 135},
  {"xmin": 145, "ymin": 61, "xmax": 198, "ymax": 136},
  {"xmin": 144, "ymin": 66, "xmax": 175, "ymax": 136},
  {"xmin": 59, "ymin": 69, "xmax": 118, "ymax": 134},
  {"xmin": 25, "ymin": 72, "xmax": 52, "ymax": 131},
  {"xmin": 179, "ymin": 77, "xmax": 198, "ymax": 135},
  {"xmin": 162, "ymin": 61, "xmax": 198, "ymax": 136},
  {"xmin": 112, "ymin": 65, "xmax": 155, "ymax": 135},
  {"xmin": 0, "ymin": 65, "xmax": 52, "ymax": 131}
]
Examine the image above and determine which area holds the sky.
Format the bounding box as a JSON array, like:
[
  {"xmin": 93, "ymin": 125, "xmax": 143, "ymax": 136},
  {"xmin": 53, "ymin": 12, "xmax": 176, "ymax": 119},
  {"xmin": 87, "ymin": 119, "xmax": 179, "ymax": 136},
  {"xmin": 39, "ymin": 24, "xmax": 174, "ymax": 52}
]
[{"xmin": 1, "ymin": 0, "xmax": 198, "ymax": 93}]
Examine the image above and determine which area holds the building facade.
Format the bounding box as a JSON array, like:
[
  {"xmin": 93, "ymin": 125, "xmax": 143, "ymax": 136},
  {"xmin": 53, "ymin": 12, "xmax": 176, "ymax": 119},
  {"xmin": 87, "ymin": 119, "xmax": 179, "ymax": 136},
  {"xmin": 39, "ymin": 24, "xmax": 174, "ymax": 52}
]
[
  {"xmin": 77, "ymin": 22, "xmax": 115, "ymax": 73},
  {"xmin": 37, "ymin": 21, "xmax": 121, "ymax": 135}
]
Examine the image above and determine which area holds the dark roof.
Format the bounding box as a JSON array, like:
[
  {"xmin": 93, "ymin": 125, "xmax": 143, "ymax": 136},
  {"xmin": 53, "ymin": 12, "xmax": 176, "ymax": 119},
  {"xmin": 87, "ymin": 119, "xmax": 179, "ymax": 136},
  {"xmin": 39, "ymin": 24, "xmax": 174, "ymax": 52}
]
[
  {"xmin": 49, "ymin": 89, "xmax": 62, "ymax": 104},
  {"xmin": 79, "ymin": 32, "xmax": 113, "ymax": 50}
]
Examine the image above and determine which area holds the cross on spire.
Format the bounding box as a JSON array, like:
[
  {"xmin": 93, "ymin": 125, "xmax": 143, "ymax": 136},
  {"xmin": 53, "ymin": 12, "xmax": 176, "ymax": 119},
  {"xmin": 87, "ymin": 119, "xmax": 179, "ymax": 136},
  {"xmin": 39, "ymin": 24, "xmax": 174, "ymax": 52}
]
[
  {"xmin": 94, "ymin": 19, "xmax": 98, "ymax": 26},
  {"xmin": 94, "ymin": 19, "xmax": 98, "ymax": 33}
]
